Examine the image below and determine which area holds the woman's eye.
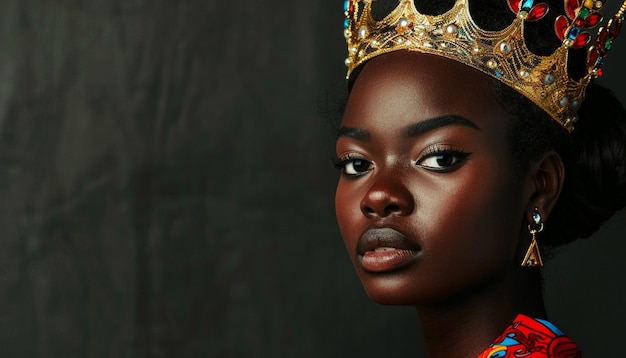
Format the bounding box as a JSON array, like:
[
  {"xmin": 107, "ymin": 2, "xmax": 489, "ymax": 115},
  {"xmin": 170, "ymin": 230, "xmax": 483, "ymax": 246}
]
[
  {"xmin": 334, "ymin": 157, "xmax": 374, "ymax": 176},
  {"xmin": 344, "ymin": 159, "xmax": 373, "ymax": 175},
  {"xmin": 416, "ymin": 151, "xmax": 470, "ymax": 172}
]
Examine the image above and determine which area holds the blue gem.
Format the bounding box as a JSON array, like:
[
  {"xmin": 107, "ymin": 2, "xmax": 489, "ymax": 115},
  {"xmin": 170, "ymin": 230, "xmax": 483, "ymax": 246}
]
[
  {"xmin": 520, "ymin": 0, "xmax": 535, "ymax": 12},
  {"xmin": 494, "ymin": 70, "xmax": 504, "ymax": 78},
  {"xmin": 597, "ymin": 56, "xmax": 604, "ymax": 65},
  {"xmin": 344, "ymin": 0, "xmax": 349, "ymax": 12},
  {"xmin": 344, "ymin": 18, "xmax": 350, "ymax": 29},
  {"xmin": 544, "ymin": 73, "xmax": 555, "ymax": 85},
  {"xmin": 568, "ymin": 27, "xmax": 581, "ymax": 40}
]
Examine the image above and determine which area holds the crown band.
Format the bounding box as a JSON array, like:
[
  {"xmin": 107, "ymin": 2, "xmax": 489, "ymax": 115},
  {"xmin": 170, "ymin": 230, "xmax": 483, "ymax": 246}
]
[{"xmin": 343, "ymin": 0, "xmax": 626, "ymax": 132}]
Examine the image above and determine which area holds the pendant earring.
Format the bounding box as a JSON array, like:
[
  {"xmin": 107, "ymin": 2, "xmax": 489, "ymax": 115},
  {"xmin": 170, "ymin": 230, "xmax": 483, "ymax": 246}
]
[{"xmin": 521, "ymin": 208, "xmax": 544, "ymax": 267}]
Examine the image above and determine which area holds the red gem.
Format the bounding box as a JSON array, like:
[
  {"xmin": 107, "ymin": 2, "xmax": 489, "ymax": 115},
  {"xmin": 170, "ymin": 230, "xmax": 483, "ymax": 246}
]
[
  {"xmin": 565, "ymin": 0, "xmax": 579, "ymax": 19},
  {"xmin": 574, "ymin": 18, "xmax": 585, "ymax": 27},
  {"xmin": 555, "ymin": 15, "xmax": 570, "ymax": 39},
  {"xmin": 584, "ymin": 13, "xmax": 602, "ymax": 28},
  {"xmin": 572, "ymin": 32, "xmax": 591, "ymax": 48},
  {"xmin": 527, "ymin": 3, "xmax": 549, "ymax": 21},
  {"xmin": 609, "ymin": 18, "xmax": 623, "ymax": 37},
  {"xmin": 597, "ymin": 27, "xmax": 609, "ymax": 54},
  {"xmin": 349, "ymin": 1, "xmax": 354, "ymax": 12},
  {"xmin": 597, "ymin": 68, "xmax": 604, "ymax": 77},
  {"xmin": 508, "ymin": 0, "xmax": 521, "ymax": 13}
]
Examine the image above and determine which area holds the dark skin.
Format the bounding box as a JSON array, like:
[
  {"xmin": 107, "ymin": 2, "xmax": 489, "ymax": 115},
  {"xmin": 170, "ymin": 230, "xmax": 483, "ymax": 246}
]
[{"xmin": 335, "ymin": 51, "xmax": 565, "ymax": 358}]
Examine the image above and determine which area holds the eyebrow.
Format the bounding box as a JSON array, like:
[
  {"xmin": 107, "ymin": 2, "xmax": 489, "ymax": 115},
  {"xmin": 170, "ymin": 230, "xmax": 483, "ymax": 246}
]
[
  {"xmin": 337, "ymin": 126, "xmax": 370, "ymax": 140},
  {"xmin": 337, "ymin": 114, "xmax": 480, "ymax": 140},
  {"xmin": 403, "ymin": 114, "xmax": 480, "ymax": 137}
]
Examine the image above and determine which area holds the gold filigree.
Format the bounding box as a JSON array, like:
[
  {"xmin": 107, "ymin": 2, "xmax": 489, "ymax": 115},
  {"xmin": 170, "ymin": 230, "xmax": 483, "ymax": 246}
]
[{"xmin": 343, "ymin": 0, "xmax": 626, "ymax": 132}]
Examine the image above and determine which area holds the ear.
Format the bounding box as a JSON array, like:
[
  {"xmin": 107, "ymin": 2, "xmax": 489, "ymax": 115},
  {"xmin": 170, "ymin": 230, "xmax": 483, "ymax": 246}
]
[{"xmin": 525, "ymin": 150, "xmax": 565, "ymax": 222}]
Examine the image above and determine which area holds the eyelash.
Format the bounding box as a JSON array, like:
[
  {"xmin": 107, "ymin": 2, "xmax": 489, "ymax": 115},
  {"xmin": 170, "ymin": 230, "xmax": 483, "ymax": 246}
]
[
  {"xmin": 332, "ymin": 154, "xmax": 373, "ymax": 177},
  {"xmin": 333, "ymin": 146, "xmax": 471, "ymax": 177},
  {"xmin": 415, "ymin": 146, "xmax": 471, "ymax": 172}
]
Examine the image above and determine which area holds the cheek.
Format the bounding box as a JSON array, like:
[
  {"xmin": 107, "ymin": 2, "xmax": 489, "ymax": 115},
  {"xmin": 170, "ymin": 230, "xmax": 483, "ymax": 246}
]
[
  {"xmin": 335, "ymin": 181, "xmax": 361, "ymax": 245},
  {"xmin": 419, "ymin": 167, "xmax": 522, "ymax": 277},
  {"xmin": 335, "ymin": 179, "xmax": 374, "ymax": 276}
]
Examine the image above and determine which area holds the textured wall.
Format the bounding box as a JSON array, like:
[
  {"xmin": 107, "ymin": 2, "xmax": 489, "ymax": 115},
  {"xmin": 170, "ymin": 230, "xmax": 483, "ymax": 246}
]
[{"xmin": 0, "ymin": 1, "xmax": 624, "ymax": 357}]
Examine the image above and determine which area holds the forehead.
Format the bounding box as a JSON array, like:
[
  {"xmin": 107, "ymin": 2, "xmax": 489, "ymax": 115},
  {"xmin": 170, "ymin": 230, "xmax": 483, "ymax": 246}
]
[{"xmin": 342, "ymin": 51, "xmax": 510, "ymax": 135}]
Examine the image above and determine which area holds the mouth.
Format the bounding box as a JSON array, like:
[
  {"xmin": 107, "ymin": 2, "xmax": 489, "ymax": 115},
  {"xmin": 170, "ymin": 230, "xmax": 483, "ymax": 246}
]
[{"xmin": 357, "ymin": 228, "xmax": 421, "ymax": 273}]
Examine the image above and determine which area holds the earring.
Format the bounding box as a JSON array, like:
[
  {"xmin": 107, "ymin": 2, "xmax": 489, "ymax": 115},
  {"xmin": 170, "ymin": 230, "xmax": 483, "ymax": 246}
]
[{"xmin": 521, "ymin": 208, "xmax": 544, "ymax": 267}]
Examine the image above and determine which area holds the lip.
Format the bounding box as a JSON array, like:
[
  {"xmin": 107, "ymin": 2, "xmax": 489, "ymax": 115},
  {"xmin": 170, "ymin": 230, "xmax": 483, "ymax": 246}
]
[{"xmin": 357, "ymin": 227, "xmax": 421, "ymax": 273}]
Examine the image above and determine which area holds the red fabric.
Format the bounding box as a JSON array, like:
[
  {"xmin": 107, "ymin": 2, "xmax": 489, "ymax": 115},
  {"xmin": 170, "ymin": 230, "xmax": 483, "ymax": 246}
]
[{"xmin": 477, "ymin": 314, "xmax": 582, "ymax": 357}]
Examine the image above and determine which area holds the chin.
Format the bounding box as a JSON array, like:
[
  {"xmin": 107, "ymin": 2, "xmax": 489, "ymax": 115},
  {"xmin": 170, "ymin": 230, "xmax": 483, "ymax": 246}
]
[
  {"xmin": 359, "ymin": 273, "xmax": 425, "ymax": 306},
  {"xmin": 368, "ymin": 293, "xmax": 416, "ymax": 306},
  {"xmin": 359, "ymin": 271, "xmax": 480, "ymax": 306}
]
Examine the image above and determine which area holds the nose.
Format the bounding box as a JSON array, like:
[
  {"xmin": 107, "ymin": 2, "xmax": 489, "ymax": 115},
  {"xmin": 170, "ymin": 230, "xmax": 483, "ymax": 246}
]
[{"xmin": 360, "ymin": 174, "xmax": 415, "ymax": 218}]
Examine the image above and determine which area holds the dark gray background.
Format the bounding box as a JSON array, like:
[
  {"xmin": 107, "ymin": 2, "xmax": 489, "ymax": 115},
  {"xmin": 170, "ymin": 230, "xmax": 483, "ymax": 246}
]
[{"xmin": 0, "ymin": 1, "xmax": 624, "ymax": 357}]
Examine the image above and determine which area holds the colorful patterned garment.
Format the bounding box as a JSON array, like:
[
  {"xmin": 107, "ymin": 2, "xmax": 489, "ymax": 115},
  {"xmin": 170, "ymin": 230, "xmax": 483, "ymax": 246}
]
[{"xmin": 478, "ymin": 314, "xmax": 582, "ymax": 357}]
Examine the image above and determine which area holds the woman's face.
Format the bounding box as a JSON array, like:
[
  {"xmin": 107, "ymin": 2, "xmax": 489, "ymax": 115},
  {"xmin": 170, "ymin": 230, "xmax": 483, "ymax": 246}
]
[{"xmin": 335, "ymin": 51, "xmax": 530, "ymax": 305}]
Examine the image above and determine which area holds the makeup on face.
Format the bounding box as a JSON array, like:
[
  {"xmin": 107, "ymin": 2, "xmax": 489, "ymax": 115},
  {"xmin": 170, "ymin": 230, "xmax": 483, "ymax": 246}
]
[{"xmin": 335, "ymin": 51, "xmax": 527, "ymax": 305}]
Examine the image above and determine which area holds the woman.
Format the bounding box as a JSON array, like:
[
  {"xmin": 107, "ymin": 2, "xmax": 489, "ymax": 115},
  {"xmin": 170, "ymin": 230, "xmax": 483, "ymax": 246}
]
[{"xmin": 334, "ymin": 0, "xmax": 626, "ymax": 356}]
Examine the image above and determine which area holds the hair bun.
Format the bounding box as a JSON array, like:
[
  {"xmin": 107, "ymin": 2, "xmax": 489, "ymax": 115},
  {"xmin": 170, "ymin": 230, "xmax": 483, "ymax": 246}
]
[{"xmin": 547, "ymin": 83, "xmax": 626, "ymax": 245}]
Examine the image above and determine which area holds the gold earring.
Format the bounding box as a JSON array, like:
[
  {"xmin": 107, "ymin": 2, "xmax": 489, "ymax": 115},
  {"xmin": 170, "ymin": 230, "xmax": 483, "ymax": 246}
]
[{"xmin": 521, "ymin": 208, "xmax": 544, "ymax": 267}]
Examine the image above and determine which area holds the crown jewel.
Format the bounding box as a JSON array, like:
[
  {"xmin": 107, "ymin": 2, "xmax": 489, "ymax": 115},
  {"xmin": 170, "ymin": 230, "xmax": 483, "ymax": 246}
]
[{"xmin": 343, "ymin": 0, "xmax": 626, "ymax": 131}]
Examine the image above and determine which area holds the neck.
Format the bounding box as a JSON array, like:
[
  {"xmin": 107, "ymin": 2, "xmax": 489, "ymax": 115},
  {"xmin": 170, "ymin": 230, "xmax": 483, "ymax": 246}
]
[{"xmin": 416, "ymin": 267, "xmax": 546, "ymax": 358}]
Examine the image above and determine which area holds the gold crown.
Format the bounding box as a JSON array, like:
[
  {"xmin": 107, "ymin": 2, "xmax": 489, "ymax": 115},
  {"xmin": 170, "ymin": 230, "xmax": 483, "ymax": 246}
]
[{"xmin": 343, "ymin": 0, "xmax": 626, "ymax": 132}]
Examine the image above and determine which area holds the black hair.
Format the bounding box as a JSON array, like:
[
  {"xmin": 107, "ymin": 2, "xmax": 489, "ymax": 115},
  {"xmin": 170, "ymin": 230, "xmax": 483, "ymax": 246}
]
[
  {"xmin": 342, "ymin": 0, "xmax": 626, "ymax": 247},
  {"xmin": 494, "ymin": 80, "xmax": 626, "ymax": 247}
]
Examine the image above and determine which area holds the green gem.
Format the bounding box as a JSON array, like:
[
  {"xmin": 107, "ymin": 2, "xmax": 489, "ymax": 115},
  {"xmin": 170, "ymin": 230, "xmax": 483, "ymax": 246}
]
[
  {"xmin": 605, "ymin": 39, "xmax": 613, "ymax": 50},
  {"xmin": 578, "ymin": 8, "xmax": 590, "ymax": 20}
]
